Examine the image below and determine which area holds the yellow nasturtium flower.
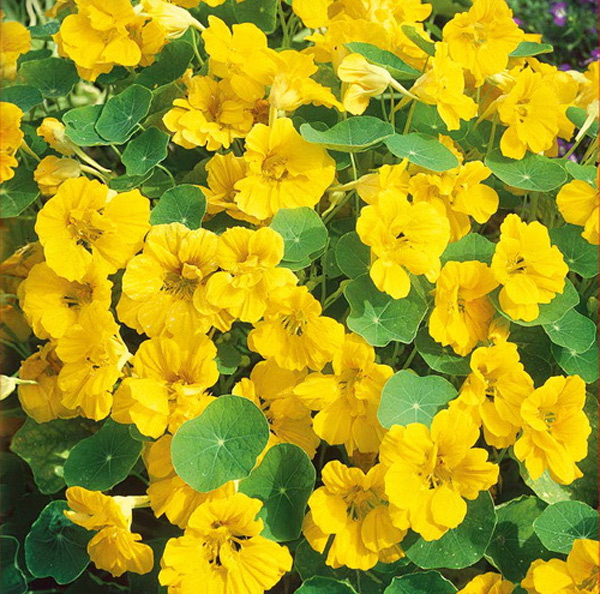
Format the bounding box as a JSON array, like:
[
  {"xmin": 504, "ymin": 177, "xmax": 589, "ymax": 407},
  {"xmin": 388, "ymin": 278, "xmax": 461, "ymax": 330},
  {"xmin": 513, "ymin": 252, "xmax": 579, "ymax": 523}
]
[
  {"xmin": 234, "ymin": 117, "xmax": 336, "ymax": 221},
  {"xmin": 380, "ymin": 407, "xmax": 499, "ymax": 541},
  {"xmin": 35, "ymin": 177, "xmax": 151, "ymax": 282},
  {"xmin": 0, "ymin": 14, "xmax": 31, "ymax": 80},
  {"xmin": 0, "ymin": 101, "xmax": 24, "ymax": 183},
  {"xmin": 514, "ymin": 375, "xmax": 590, "ymax": 485},
  {"xmin": 65, "ymin": 487, "xmax": 154, "ymax": 577},
  {"xmin": 294, "ymin": 333, "xmax": 393, "ymax": 456},
  {"xmin": 522, "ymin": 538, "xmax": 599, "ymax": 594},
  {"xmin": 412, "ymin": 42, "xmax": 478, "ymax": 131},
  {"xmin": 248, "ymin": 284, "xmax": 345, "ymax": 371},
  {"xmin": 118, "ymin": 222, "xmax": 231, "ymax": 337},
  {"xmin": 304, "ymin": 461, "xmax": 405, "ymax": 570},
  {"xmin": 112, "ymin": 330, "xmax": 219, "ymax": 438},
  {"xmin": 428, "ymin": 260, "xmax": 499, "ymax": 357},
  {"xmin": 356, "ymin": 194, "xmax": 451, "ymax": 299},
  {"xmin": 292, "ymin": 0, "xmax": 333, "ymax": 28},
  {"xmin": 451, "ymin": 340, "xmax": 534, "ymax": 448},
  {"xmin": 33, "ymin": 156, "xmax": 81, "ymax": 196},
  {"xmin": 556, "ymin": 179, "xmax": 599, "ymax": 245},
  {"xmin": 163, "ymin": 75, "xmax": 254, "ymax": 151},
  {"xmin": 491, "ymin": 214, "xmax": 568, "ymax": 322},
  {"xmin": 205, "ymin": 227, "xmax": 297, "ymax": 324},
  {"xmin": 56, "ymin": 302, "xmax": 130, "ymax": 420},
  {"xmin": 233, "ymin": 358, "xmax": 319, "ymax": 459},
  {"xmin": 140, "ymin": 0, "xmax": 204, "ymax": 39},
  {"xmin": 159, "ymin": 493, "xmax": 293, "ymax": 594},
  {"xmin": 357, "ymin": 161, "xmax": 411, "ymax": 205},
  {"xmin": 337, "ymin": 53, "xmax": 392, "ymax": 115},
  {"xmin": 19, "ymin": 261, "xmax": 112, "ymax": 340},
  {"xmin": 458, "ymin": 572, "xmax": 515, "ymax": 594},
  {"xmin": 36, "ymin": 117, "xmax": 75, "ymax": 156},
  {"xmin": 442, "ymin": 0, "xmax": 524, "ymax": 86},
  {"xmin": 143, "ymin": 435, "xmax": 235, "ymax": 528}
]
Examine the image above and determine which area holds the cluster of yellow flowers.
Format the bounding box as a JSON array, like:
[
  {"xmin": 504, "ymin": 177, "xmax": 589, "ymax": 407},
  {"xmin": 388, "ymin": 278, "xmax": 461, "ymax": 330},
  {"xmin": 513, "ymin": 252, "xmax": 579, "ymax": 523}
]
[{"xmin": 0, "ymin": 0, "xmax": 598, "ymax": 593}]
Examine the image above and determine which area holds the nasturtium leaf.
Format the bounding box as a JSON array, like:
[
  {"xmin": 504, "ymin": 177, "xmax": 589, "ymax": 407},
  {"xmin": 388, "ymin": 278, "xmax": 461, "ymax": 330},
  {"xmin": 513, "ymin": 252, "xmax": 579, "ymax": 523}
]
[
  {"xmin": 239, "ymin": 443, "xmax": 316, "ymax": 542},
  {"xmin": 296, "ymin": 577, "xmax": 358, "ymax": 594},
  {"xmin": 344, "ymin": 42, "xmax": 420, "ymax": 79},
  {"xmin": 300, "ymin": 117, "xmax": 394, "ymax": 152},
  {"xmin": 109, "ymin": 172, "xmax": 153, "ymax": 192},
  {"xmin": 533, "ymin": 501, "xmax": 598, "ymax": 554},
  {"xmin": 270, "ymin": 207, "xmax": 328, "ymax": 264},
  {"xmin": 24, "ymin": 501, "xmax": 91, "ymax": 584},
  {"xmin": 384, "ymin": 133, "xmax": 459, "ymax": 172},
  {"xmin": 10, "ymin": 418, "xmax": 97, "ymax": 494},
  {"xmin": 400, "ymin": 25, "xmax": 435, "ymax": 56},
  {"xmin": 490, "ymin": 278, "xmax": 579, "ymax": 327},
  {"xmin": 171, "ymin": 395, "xmax": 270, "ymax": 493},
  {"xmin": 121, "ymin": 127, "xmax": 170, "ymax": 176},
  {"xmin": 510, "ymin": 325, "xmax": 553, "ymax": 387},
  {"xmin": 28, "ymin": 21, "xmax": 60, "ymax": 38},
  {"xmin": 97, "ymin": 66, "xmax": 130, "ymax": 85},
  {"xmin": 344, "ymin": 275, "xmax": 428, "ymax": 347},
  {"xmin": 509, "ymin": 41, "xmax": 554, "ymax": 57},
  {"xmin": 485, "ymin": 496, "xmax": 552, "ymax": 582},
  {"xmin": 404, "ymin": 492, "xmax": 497, "ymax": 570},
  {"xmin": 335, "ymin": 232, "xmax": 370, "ymax": 279},
  {"xmin": 63, "ymin": 104, "xmax": 106, "ymax": 146},
  {"xmin": 564, "ymin": 161, "xmax": 596, "ymax": 185},
  {"xmin": 1, "ymin": 536, "xmax": 27, "ymax": 594},
  {"xmin": 566, "ymin": 106, "xmax": 598, "ymax": 139},
  {"xmin": 0, "ymin": 454, "xmax": 25, "ymax": 516},
  {"xmin": 542, "ymin": 308, "xmax": 596, "ymax": 354},
  {"xmin": 485, "ymin": 151, "xmax": 567, "ymax": 192},
  {"xmin": 197, "ymin": 0, "xmax": 278, "ymax": 33},
  {"xmin": 150, "ymin": 184, "xmax": 206, "ymax": 229},
  {"xmin": 216, "ymin": 342, "xmax": 242, "ymax": 375},
  {"xmin": 414, "ymin": 328, "xmax": 472, "ymax": 376},
  {"xmin": 20, "ymin": 57, "xmax": 79, "ymax": 98},
  {"xmin": 411, "ymin": 102, "xmax": 448, "ymax": 136},
  {"xmin": 550, "ymin": 225, "xmax": 598, "ymax": 278},
  {"xmin": 378, "ymin": 370, "xmax": 457, "ymax": 428},
  {"xmin": 136, "ymin": 40, "xmax": 194, "ymax": 89},
  {"xmin": 520, "ymin": 466, "xmax": 573, "ymax": 506},
  {"xmin": 552, "ymin": 340, "xmax": 598, "ymax": 383},
  {"xmin": 95, "ymin": 84, "xmax": 153, "ymax": 144},
  {"xmin": 384, "ymin": 571, "xmax": 457, "ymax": 594},
  {"xmin": 0, "ymin": 85, "xmax": 43, "ymax": 112},
  {"xmin": 441, "ymin": 233, "xmax": 495, "ymax": 265},
  {"xmin": 0, "ymin": 167, "xmax": 39, "ymax": 218},
  {"xmin": 63, "ymin": 420, "xmax": 143, "ymax": 491}
]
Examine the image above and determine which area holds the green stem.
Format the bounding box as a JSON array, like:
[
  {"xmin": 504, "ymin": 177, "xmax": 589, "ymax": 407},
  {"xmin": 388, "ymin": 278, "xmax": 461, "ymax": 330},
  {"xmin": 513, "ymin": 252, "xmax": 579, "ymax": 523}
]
[{"xmin": 403, "ymin": 99, "xmax": 416, "ymax": 134}]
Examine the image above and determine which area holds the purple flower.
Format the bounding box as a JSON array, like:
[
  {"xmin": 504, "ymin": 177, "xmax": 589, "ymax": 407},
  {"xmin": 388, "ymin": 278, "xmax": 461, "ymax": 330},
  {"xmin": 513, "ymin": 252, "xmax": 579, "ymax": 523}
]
[
  {"xmin": 550, "ymin": 1, "xmax": 568, "ymax": 26},
  {"xmin": 513, "ymin": 16, "xmax": 524, "ymax": 26}
]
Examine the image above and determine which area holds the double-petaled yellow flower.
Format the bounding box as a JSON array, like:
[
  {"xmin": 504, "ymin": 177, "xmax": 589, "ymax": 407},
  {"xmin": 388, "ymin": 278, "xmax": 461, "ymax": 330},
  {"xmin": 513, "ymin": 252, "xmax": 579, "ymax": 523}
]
[
  {"xmin": 0, "ymin": 13, "xmax": 31, "ymax": 80},
  {"xmin": 33, "ymin": 156, "xmax": 81, "ymax": 196}
]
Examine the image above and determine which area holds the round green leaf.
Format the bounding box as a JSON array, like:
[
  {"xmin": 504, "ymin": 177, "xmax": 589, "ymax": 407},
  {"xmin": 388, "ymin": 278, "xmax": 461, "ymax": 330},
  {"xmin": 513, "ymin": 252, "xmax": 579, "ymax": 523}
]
[
  {"xmin": 414, "ymin": 328, "xmax": 472, "ymax": 376},
  {"xmin": 485, "ymin": 496, "xmax": 552, "ymax": 582},
  {"xmin": 441, "ymin": 233, "xmax": 495, "ymax": 265},
  {"xmin": 344, "ymin": 42, "xmax": 420, "ymax": 79},
  {"xmin": 509, "ymin": 325, "xmax": 553, "ymax": 387},
  {"xmin": 122, "ymin": 127, "xmax": 169, "ymax": 176},
  {"xmin": 63, "ymin": 104, "xmax": 106, "ymax": 147},
  {"xmin": 384, "ymin": 571, "xmax": 457, "ymax": 594},
  {"xmin": 490, "ymin": 278, "xmax": 579, "ymax": 327},
  {"xmin": 0, "ymin": 167, "xmax": 39, "ymax": 218},
  {"xmin": 384, "ymin": 133, "xmax": 459, "ymax": 172},
  {"xmin": 404, "ymin": 491, "xmax": 497, "ymax": 570},
  {"xmin": 239, "ymin": 443, "xmax": 316, "ymax": 542},
  {"xmin": 552, "ymin": 341, "xmax": 598, "ymax": 383},
  {"xmin": 564, "ymin": 161, "xmax": 596, "ymax": 185},
  {"xmin": 485, "ymin": 151, "xmax": 567, "ymax": 192},
  {"xmin": 300, "ymin": 117, "xmax": 394, "ymax": 152},
  {"xmin": 0, "ymin": 85, "xmax": 43, "ymax": 112},
  {"xmin": 10, "ymin": 418, "xmax": 98, "ymax": 495},
  {"xmin": 566, "ymin": 107, "xmax": 598, "ymax": 139},
  {"xmin": 509, "ymin": 41, "xmax": 553, "ymax": 57},
  {"xmin": 95, "ymin": 84, "xmax": 153, "ymax": 144},
  {"xmin": 25, "ymin": 501, "xmax": 91, "ymax": 585},
  {"xmin": 378, "ymin": 370, "xmax": 457, "ymax": 429},
  {"xmin": 136, "ymin": 40, "xmax": 194, "ymax": 90},
  {"xmin": 335, "ymin": 232, "xmax": 370, "ymax": 279},
  {"xmin": 344, "ymin": 275, "xmax": 428, "ymax": 347},
  {"xmin": 542, "ymin": 308, "xmax": 596, "ymax": 354},
  {"xmin": 270, "ymin": 207, "xmax": 328, "ymax": 264},
  {"xmin": 196, "ymin": 0, "xmax": 278, "ymax": 33},
  {"xmin": 400, "ymin": 25, "xmax": 435, "ymax": 55},
  {"xmin": 533, "ymin": 501, "xmax": 598, "ymax": 554},
  {"xmin": 550, "ymin": 225, "xmax": 598, "ymax": 279},
  {"xmin": 1, "ymin": 536, "xmax": 27, "ymax": 594},
  {"xmin": 20, "ymin": 57, "xmax": 79, "ymax": 98},
  {"xmin": 63, "ymin": 420, "xmax": 143, "ymax": 491},
  {"xmin": 150, "ymin": 184, "xmax": 207, "ymax": 229},
  {"xmin": 171, "ymin": 395, "xmax": 270, "ymax": 493},
  {"xmin": 296, "ymin": 577, "xmax": 357, "ymax": 594}
]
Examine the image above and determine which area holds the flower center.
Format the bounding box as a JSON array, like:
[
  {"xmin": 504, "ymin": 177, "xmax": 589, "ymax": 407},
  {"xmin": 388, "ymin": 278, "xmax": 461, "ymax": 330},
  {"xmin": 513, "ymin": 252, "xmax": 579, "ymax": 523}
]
[
  {"xmin": 262, "ymin": 155, "xmax": 288, "ymax": 181},
  {"xmin": 280, "ymin": 312, "xmax": 307, "ymax": 336},
  {"xmin": 63, "ymin": 281, "xmax": 95, "ymax": 309},
  {"xmin": 162, "ymin": 265, "xmax": 200, "ymax": 299},
  {"xmin": 507, "ymin": 255, "xmax": 527, "ymax": 274}
]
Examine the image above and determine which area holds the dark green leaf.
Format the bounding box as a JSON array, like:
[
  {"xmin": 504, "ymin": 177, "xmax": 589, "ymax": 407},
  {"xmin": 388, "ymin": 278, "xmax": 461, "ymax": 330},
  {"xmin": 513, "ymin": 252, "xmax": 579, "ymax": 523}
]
[
  {"xmin": 0, "ymin": 85, "xmax": 43, "ymax": 112},
  {"xmin": 25, "ymin": 501, "xmax": 91, "ymax": 584},
  {"xmin": 300, "ymin": 117, "xmax": 394, "ymax": 152},
  {"xmin": 550, "ymin": 225, "xmax": 598, "ymax": 279},
  {"xmin": 137, "ymin": 41, "xmax": 194, "ymax": 90},
  {"xmin": 171, "ymin": 395, "xmax": 270, "ymax": 492},
  {"xmin": 414, "ymin": 328, "xmax": 472, "ymax": 376},
  {"xmin": 335, "ymin": 232, "xmax": 370, "ymax": 279},
  {"xmin": 20, "ymin": 57, "xmax": 79, "ymax": 98},
  {"xmin": 543, "ymin": 308, "xmax": 596, "ymax": 354},
  {"xmin": 400, "ymin": 25, "xmax": 435, "ymax": 56},
  {"xmin": 552, "ymin": 341, "xmax": 598, "ymax": 383},
  {"xmin": 344, "ymin": 42, "xmax": 420, "ymax": 79},
  {"xmin": 441, "ymin": 233, "xmax": 495, "ymax": 265},
  {"xmin": 122, "ymin": 127, "xmax": 170, "ymax": 176},
  {"xmin": 297, "ymin": 577, "xmax": 358, "ymax": 594},
  {"xmin": 566, "ymin": 107, "xmax": 598, "ymax": 139},
  {"xmin": 63, "ymin": 420, "xmax": 143, "ymax": 491},
  {"xmin": 150, "ymin": 184, "xmax": 206, "ymax": 229},
  {"xmin": 384, "ymin": 571, "xmax": 457, "ymax": 594},
  {"xmin": 0, "ymin": 167, "xmax": 39, "ymax": 217},
  {"xmin": 63, "ymin": 104, "xmax": 106, "ymax": 146},
  {"xmin": 0, "ymin": 536, "xmax": 27, "ymax": 594},
  {"xmin": 510, "ymin": 325, "xmax": 553, "ymax": 387},
  {"xmin": 564, "ymin": 161, "xmax": 596, "ymax": 185},
  {"xmin": 384, "ymin": 133, "xmax": 459, "ymax": 172},
  {"xmin": 197, "ymin": 0, "xmax": 278, "ymax": 33}
]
